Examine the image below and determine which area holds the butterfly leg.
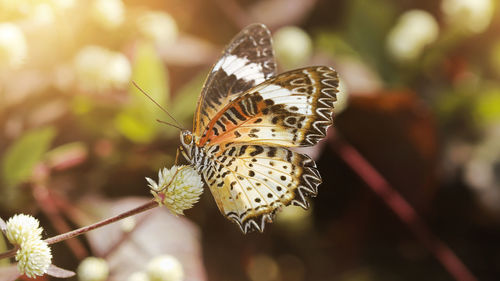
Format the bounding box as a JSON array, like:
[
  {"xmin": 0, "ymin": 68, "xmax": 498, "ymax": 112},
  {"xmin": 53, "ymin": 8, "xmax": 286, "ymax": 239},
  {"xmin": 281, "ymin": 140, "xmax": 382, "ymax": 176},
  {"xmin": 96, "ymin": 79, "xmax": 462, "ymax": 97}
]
[{"xmin": 175, "ymin": 147, "xmax": 181, "ymax": 165}]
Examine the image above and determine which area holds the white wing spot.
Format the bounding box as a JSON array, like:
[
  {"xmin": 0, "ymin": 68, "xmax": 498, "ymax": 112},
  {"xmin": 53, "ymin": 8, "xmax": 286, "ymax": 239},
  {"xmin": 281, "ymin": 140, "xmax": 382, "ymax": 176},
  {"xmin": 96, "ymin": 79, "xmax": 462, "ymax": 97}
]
[{"xmin": 212, "ymin": 55, "xmax": 265, "ymax": 83}]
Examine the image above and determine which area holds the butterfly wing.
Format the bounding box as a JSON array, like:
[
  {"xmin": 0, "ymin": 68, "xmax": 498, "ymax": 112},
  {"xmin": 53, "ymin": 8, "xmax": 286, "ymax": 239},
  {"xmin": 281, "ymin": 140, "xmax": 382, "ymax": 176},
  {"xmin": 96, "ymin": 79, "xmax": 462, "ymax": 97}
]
[
  {"xmin": 201, "ymin": 144, "xmax": 321, "ymax": 233},
  {"xmin": 193, "ymin": 23, "xmax": 276, "ymax": 137},
  {"xmin": 191, "ymin": 25, "xmax": 338, "ymax": 233},
  {"xmin": 197, "ymin": 66, "xmax": 339, "ymax": 148}
]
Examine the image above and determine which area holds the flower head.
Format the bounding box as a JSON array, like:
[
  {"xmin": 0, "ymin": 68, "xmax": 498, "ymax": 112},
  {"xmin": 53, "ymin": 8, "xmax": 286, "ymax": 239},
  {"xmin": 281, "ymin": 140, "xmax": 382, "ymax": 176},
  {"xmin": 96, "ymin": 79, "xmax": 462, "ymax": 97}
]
[
  {"xmin": 5, "ymin": 214, "xmax": 43, "ymax": 246},
  {"xmin": 0, "ymin": 23, "xmax": 27, "ymax": 69},
  {"xmin": 138, "ymin": 11, "xmax": 178, "ymax": 46},
  {"xmin": 4, "ymin": 214, "xmax": 53, "ymax": 278},
  {"xmin": 147, "ymin": 165, "xmax": 204, "ymax": 215},
  {"xmin": 91, "ymin": 0, "xmax": 125, "ymax": 29},
  {"xmin": 442, "ymin": 0, "xmax": 494, "ymax": 33},
  {"xmin": 77, "ymin": 257, "xmax": 109, "ymax": 281},
  {"xmin": 273, "ymin": 26, "xmax": 312, "ymax": 69},
  {"xmin": 127, "ymin": 271, "xmax": 150, "ymax": 281},
  {"xmin": 147, "ymin": 255, "xmax": 183, "ymax": 281},
  {"xmin": 386, "ymin": 10, "xmax": 438, "ymax": 62},
  {"xmin": 15, "ymin": 236, "xmax": 52, "ymax": 278},
  {"xmin": 73, "ymin": 45, "xmax": 131, "ymax": 92}
]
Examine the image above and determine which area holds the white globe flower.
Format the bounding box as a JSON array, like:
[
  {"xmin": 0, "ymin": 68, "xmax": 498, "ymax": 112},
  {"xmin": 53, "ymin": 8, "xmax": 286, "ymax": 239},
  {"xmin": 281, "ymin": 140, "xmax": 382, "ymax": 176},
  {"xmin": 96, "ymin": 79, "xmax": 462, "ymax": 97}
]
[
  {"xmin": 5, "ymin": 214, "xmax": 43, "ymax": 246},
  {"xmin": 74, "ymin": 45, "xmax": 131, "ymax": 92},
  {"xmin": 333, "ymin": 78, "xmax": 348, "ymax": 114},
  {"xmin": 386, "ymin": 10, "xmax": 439, "ymax": 62},
  {"xmin": 138, "ymin": 11, "xmax": 178, "ymax": 46},
  {"xmin": 273, "ymin": 26, "xmax": 312, "ymax": 69},
  {"xmin": 107, "ymin": 51, "xmax": 132, "ymax": 89},
  {"xmin": 147, "ymin": 255, "xmax": 183, "ymax": 281},
  {"xmin": 147, "ymin": 165, "xmax": 204, "ymax": 215},
  {"xmin": 91, "ymin": 0, "xmax": 125, "ymax": 29},
  {"xmin": 5, "ymin": 214, "xmax": 53, "ymax": 278},
  {"xmin": 128, "ymin": 271, "xmax": 150, "ymax": 281},
  {"xmin": 50, "ymin": 0, "xmax": 76, "ymax": 10},
  {"xmin": 442, "ymin": 0, "xmax": 494, "ymax": 33},
  {"xmin": 16, "ymin": 239, "xmax": 52, "ymax": 278},
  {"xmin": 0, "ymin": 23, "xmax": 27, "ymax": 69},
  {"xmin": 77, "ymin": 257, "xmax": 109, "ymax": 281},
  {"xmin": 31, "ymin": 3, "xmax": 55, "ymax": 26}
]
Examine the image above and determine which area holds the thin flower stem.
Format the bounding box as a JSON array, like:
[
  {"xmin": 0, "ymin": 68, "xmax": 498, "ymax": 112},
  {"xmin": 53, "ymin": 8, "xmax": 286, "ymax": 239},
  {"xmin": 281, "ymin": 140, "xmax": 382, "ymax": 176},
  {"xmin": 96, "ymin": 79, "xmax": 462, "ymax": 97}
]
[
  {"xmin": 33, "ymin": 183, "xmax": 88, "ymax": 259},
  {"xmin": 0, "ymin": 200, "xmax": 158, "ymax": 261},
  {"xmin": 0, "ymin": 245, "xmax": 18, "ymax": 260},
  {"xmin": 101, "ymin": 211, "xmax": 153, "ymax": 259},
  {"xmin": 329, "ymin": 132, "xmax": 478, "ymax": 281},
  {"xmin": 45, "ymin": 199, "xmax": 158, "ymax": 245}
]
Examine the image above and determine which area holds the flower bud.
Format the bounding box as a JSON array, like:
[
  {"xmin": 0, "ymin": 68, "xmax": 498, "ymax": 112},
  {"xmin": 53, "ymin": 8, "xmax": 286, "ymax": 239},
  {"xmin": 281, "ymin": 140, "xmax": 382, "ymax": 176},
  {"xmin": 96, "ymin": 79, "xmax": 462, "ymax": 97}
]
[{"xmin": 147, "ymin": 255, "xmax": 183, "ymax": 281}]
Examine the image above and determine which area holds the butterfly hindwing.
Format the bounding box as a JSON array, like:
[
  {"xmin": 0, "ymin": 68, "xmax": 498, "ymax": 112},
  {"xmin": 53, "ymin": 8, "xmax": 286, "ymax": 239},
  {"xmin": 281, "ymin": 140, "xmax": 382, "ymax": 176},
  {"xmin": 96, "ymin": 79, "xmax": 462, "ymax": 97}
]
[
  {"xmin": 197, "ymin": 66, "xmax": 339, "ymax": 148},
  {"xmin": 194, "ymin": 24, "xmax": 277, "ymax": 137},
  {"xmin": 200, "ymin": 144, "xmax": 321, "ymax": 233}
]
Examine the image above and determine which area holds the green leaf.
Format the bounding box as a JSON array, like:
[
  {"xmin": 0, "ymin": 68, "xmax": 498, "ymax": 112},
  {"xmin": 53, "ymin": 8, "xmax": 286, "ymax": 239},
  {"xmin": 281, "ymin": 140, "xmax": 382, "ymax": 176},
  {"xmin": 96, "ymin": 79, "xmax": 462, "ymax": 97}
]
[
  {"xmin": 117, "ymin": 41, "xmax": 169, "ymax": 143},
  {"xmin": 130, "ymin": 41, "xmax": 169, "ymax": 112},
  {"xmin": 1, "ymin": 127, "xmax": 56, "ymax": 187},
  {"xmin": 0, "ymin": 233, "xmax": 7, "ymax": 266},
  {"xmin": 474, "ymin": 88, "xmax": 500, "ymax": 125},
  {"xmin": 315, "ymin": 31, "xmax": 358, "ymax": 58},
  {"xmin": 171, "ymin": 70, "xmax": 207, "ymax": 125},
  {"xmin": 115, "ymin": 112, "xmax": 157, "ymax": 143},
  {"xmin": 345, "ymin": 0, "xmax": 396, "ymax": 82}
]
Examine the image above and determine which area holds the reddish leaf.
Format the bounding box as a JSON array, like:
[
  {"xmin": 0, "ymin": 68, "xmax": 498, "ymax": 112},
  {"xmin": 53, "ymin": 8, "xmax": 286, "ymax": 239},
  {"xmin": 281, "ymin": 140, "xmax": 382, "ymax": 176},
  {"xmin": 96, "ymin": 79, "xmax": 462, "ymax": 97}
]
[
  {"xmin": 0, "ymin": 265, "xmax": 21, "ymax": 281},
  {"xmin": 78, "ymin": 197, "xmax": 207, "ymax": 281}
]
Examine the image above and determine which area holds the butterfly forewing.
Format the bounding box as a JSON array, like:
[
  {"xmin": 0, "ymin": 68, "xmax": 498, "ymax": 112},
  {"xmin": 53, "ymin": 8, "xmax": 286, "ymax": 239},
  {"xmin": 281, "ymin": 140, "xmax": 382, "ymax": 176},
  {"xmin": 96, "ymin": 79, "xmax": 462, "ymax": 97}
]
[
  {"xmin": 197, "ymin": 66, "xmax": 339, "ymax": 148},
  {"xmin": 193, "ymin": 24, "xmax": 276, "ymax": 137}
]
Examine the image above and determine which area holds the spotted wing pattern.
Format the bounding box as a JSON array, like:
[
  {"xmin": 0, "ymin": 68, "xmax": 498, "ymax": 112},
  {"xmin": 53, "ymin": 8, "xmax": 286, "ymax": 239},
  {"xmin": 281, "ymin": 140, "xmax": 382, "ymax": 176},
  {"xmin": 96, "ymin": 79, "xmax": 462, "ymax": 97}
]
[
  {"xmin": 188, "ymin": 24, "xmax": 340, "ymax": 233},
  {"xmin": 197, "ymin": 66, "xmax": 339, "ymax": 148},
  {"xmin": 193, "ymin": 23, "xmax": 276, "ymax": 137},
  {"xmin": 196, "ymin": 144, "xmax": 321, "ymax": 233}
]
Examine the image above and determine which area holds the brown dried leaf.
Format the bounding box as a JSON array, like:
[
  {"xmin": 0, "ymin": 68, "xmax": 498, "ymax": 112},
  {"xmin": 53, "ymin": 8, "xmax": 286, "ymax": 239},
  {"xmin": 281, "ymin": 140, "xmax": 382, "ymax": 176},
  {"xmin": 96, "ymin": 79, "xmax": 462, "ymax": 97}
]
[
  {"xmin": 46, "ymin": 264, "xmax": 75, "ymax": 278},
  {"xmin": 0, "ymin": 265, "xmax": 21, "ymax": 281},
  {"xmin": 45, "ymin": 142, "xmax": 88, "ymax": 171}
]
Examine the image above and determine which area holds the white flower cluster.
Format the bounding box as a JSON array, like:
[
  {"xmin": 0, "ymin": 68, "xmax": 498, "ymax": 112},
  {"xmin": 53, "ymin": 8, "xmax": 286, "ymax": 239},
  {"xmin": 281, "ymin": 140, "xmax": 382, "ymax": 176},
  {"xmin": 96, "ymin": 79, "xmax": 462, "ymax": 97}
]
[
  {"xmin": 73, "ymin": 45, "xmax": 131, "ymax": 93},
  {"xmin": 273, "ymin": 26, "xmax": 312, "ymax": 69},
  {"xmin": 441, "ymin": 0, "xmax": 494, "ymax": 33},
  {"xmin": 127, "ymin": 255, "xmax": 184, "ymax": 281},
  {"xmin": 91, "ymin": 0, "xmax": 125, "ymax": 30},
  {"xmin": 386, "ymin": 10, "xmax": 439, "ymax": 62},
  {"xmin": 147, "ymin": 255, "xmax": 183, "ymax": 281},
  {"xmin": 146, "ymin": 165, "xmax": 204, "ymax": 215},
  {"xmin": 137, "ymin": 11, "xmax": 178, "ymax": 46},
  {"xmin": 4, "ymin": 214, "xmax": 52, "ymax": 278},
  {"xmin": 77, "ymin": 257, "xmax": 109, "ymax": 281},
  {"xmin": 0, "ymin": 23, "xmax": 28, "ymax": 69}
]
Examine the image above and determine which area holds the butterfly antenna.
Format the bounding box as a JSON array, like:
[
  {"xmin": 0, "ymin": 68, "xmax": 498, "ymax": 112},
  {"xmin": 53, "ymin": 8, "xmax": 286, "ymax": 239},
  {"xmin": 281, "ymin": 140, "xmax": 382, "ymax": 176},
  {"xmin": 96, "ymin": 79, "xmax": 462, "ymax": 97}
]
[
  {"xmin": 156, "ymin": 119, "xmax": 183, "ymax": 131},
  {"xmin": 132, "ymin": 81, "xmax": 183, "ymax": 129}
]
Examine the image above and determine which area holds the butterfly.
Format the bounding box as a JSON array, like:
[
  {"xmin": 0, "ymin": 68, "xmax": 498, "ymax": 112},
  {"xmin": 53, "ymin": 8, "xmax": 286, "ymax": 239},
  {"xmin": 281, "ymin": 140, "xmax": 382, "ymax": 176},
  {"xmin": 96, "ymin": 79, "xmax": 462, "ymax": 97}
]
[{"xmin": 179, "ymin": 23, "xmax": 339, "ymax": 233}]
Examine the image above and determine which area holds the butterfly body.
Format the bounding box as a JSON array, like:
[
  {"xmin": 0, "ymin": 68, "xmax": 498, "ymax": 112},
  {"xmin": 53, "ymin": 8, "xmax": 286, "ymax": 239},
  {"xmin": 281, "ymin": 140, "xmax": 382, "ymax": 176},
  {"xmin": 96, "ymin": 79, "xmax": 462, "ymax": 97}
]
[{"xmin": 180, "ymin": 24, "xmax": 339, "ymax": 233}]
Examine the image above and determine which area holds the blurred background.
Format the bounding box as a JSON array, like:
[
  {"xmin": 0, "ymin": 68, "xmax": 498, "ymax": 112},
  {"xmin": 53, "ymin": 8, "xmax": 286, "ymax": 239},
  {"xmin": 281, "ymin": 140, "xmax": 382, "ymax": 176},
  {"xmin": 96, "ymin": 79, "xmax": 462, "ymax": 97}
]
[{"xmin": 1, "ymin": 0, "xmax": 500, "ymax": 280}]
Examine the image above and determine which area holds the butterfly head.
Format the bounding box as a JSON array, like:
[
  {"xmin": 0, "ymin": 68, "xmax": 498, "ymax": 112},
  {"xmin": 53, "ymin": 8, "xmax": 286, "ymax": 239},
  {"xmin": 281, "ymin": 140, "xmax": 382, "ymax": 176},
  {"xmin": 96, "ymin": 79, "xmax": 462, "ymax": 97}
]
[{"xmin": 180, "ymin": 130, "xmax": 194, "ymax": 159}]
